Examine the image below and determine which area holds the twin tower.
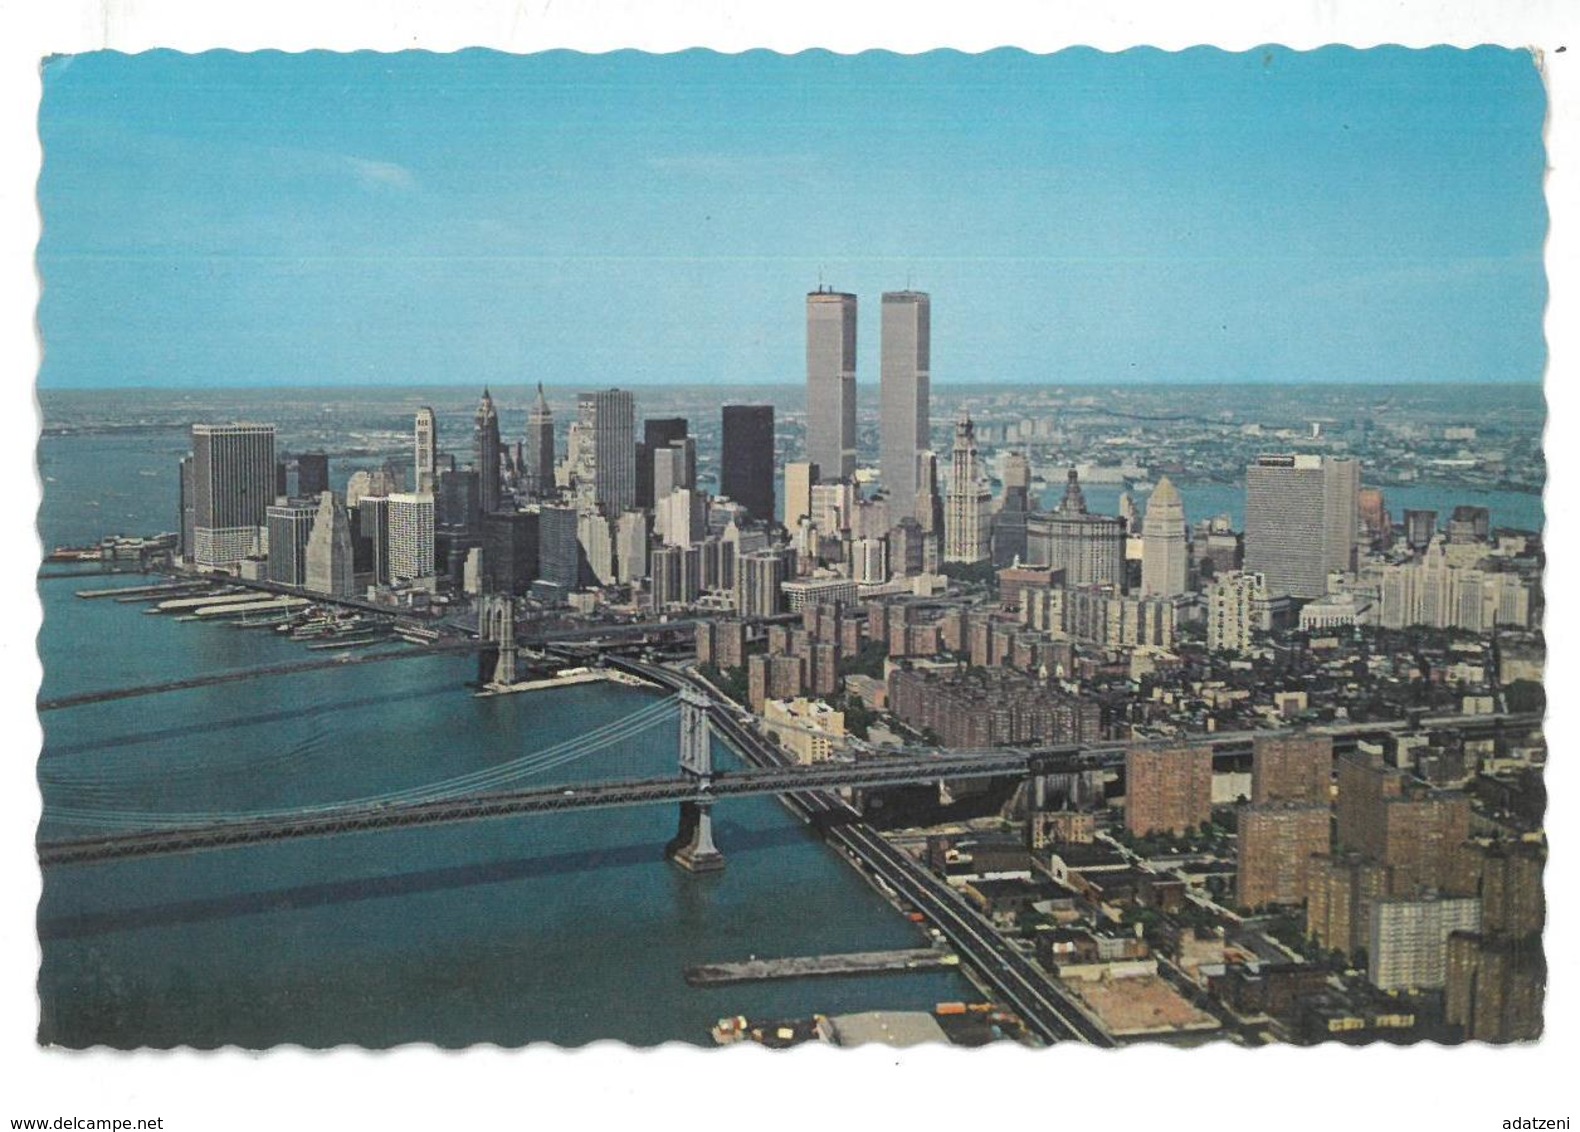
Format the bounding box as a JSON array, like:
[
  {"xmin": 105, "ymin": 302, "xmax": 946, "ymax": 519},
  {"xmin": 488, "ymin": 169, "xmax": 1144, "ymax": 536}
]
[{"xmin": 805, "ymin": 287, "xmax": 931, "ymax": 516}]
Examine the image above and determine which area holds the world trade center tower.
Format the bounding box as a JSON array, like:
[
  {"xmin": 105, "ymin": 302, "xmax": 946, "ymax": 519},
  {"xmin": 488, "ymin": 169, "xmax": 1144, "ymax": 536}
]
[
  {"xmin": 805, "ymin": 287, "xmax": 857, "ymax": 481},
  {"xmin": 880, "ymin": 290, "xmax": 931, "ymax": 518}
]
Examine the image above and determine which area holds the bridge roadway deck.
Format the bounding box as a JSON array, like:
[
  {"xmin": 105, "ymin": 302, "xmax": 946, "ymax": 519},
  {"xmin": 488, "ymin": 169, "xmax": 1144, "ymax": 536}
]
[
  {"xmin": 36, "ymin": 640, "xmax": 483, "ymax": 711},
  {"xmin": 36, "ymin": 751, "xmax": 1044, "ymax": 866},
  {"xmin": 35, "ymin": 615, "xmax": 700, "ymax": 712},
  {"xmin": 37, "ymin": 651, "xmax": 1539, "ymax": 864}
]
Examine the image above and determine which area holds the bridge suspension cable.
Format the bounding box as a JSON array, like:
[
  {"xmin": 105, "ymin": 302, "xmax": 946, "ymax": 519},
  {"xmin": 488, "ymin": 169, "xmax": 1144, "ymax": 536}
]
[{"xmin": 42, "ymin": 694, "xmax": 681, "ymax": 833}]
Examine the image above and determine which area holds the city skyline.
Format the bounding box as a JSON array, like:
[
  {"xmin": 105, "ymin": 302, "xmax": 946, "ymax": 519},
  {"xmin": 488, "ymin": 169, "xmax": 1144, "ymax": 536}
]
[{"xmin": 36, "ymin": 48, "xmax": 1546, "ymax": 392}]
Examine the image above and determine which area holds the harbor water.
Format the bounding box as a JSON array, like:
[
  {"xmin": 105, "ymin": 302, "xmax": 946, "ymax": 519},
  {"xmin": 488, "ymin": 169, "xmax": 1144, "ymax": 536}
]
[
  {"xmin": 37, "ymin": 568, "xmax": 976, "ymax": 1047},
  {"xmin": 35, "ymin": 426, "xmax": 988, "ymax": 1047}
]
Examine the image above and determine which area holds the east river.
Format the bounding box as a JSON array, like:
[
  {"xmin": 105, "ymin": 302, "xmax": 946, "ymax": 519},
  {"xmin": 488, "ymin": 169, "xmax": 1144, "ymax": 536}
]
[{"xmin": 36, "ymin": 431, "xmax": 976, "ymax": 1047}]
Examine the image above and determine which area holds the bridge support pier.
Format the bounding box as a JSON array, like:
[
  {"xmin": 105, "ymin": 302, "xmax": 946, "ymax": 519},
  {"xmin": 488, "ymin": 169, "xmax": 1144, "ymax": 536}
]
[
  {"xmin": 667, "ymin": 798, "xmax": 725, "ymax": 873},
  {"xmin": 479, "ymin": 594, "xmax": 518, "ymax": 688},
  {"xmin": 668, "ymin": 685, "xmax": 724, "ymax": 872}
]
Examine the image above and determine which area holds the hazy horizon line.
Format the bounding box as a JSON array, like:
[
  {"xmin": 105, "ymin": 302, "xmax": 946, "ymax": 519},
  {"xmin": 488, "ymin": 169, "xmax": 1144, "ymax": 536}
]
[{"xmin": 35, "ymin": 376, "xmax": 1548, "ymax": 395}]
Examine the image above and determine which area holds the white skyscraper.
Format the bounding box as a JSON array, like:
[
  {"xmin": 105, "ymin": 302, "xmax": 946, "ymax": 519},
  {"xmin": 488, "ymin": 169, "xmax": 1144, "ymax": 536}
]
[
  {"xmin": 615, "ymin": 509, "xmax": 649, "ymax": 585},
  {"xmin": 414, "ymin": 407, "xmax": 437, "ymax": 495},
  {"xmin": 657, "ymin": 487, "xmax": 706, "ymax": 549},
  {"xmin": 852, "ymin": 537, "xmax": 888, "ymax": 584},
  {"xmin": 386, "ymin": 492, "xmax": 436, "ymax": 582},
  {"xmin": 1207, "ymin": 570, "xmax": 1274, "ymax": 654},
  {"xmin": 784, "ymin": 461, "xmax": 819, "ymax": 528},
  {"xmin": 1140, "ymin": 476, "xmax": 1190, "ymax": 598},
  {"xmin": 578, "ymin": 511, "xmax": 616, "ymax": 585},
  {"xmin": 944, "ymin": 411, "xmax": 991, "ymax": 564},
  {"xmin": 653, "ymin": 438, "xmax": 695, "ymax": 502}
]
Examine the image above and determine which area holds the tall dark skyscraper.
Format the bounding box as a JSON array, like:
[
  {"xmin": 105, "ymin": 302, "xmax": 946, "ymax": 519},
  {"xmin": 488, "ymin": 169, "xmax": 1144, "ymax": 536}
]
[
  {"xmin": 806, "ymin": 287, "xmax": 857, "ymax": 481},
  {"xmin": 522, "ymin": 384, "xmax": 555, "ymax": 500},
  {"xmin": 721, "ymin": 404, "xmax": 775, "ymax": 524},
  {"xmin": 265, "ymin": 501, "xmax": 318, "ymax": 587},
  {"xmin": 482, "ymin": 509, "xmax": 541, "ymax": 595},
  {"xmin": 189, "ymin": 423, "xmax": 277, "ymax": 569},
  {"xmin": 637, "ymin": 417, "xmax": 688, "ymax": 510},
  {"xmin": 436, "ymin": 467, "xmax": 480, "ymax": 533},
  {"xmin": 474, "ymin": 388, "xmax": 503, "ymax": 515},
  {"xmin": 537, "ymin": 504, "xmax": 583, "ymax": 593},
  {"xmin": 880, "ymin": 290, "xmax": 930, "ymax": 518},
  {"xmin": 356, "ymin": 495, "xmax": 391, "ymax": 585},
  {"xmin": 296, "ymin": 452, "xmax": 330, "ymax": 498},
  {"xmin": 644, "ymin": 417, "xmax": 688, "ymax": 451}
]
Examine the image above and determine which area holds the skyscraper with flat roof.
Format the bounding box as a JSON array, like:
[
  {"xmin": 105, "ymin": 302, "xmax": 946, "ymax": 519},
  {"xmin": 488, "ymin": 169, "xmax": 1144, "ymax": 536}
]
[
  {"xmin": 574, "ymin": 389, "xmax": 637, "ymax": 516},
  {"xmin": 721, "ymin": 404, "xmax": 775, "ymax": 524},
  {"xmin": 1236, "ymin": 803, "xmax": 1331, "ymax": 909},
  {"xmin": 537, "ymin": 504, "xmax": 581, "ymax": 592},
  {"xmin": 296, "ymin": 452, "xmax": 330, "ymax": 498},
  {"xmin": 357, "ymin": 495, "xmax": 391, "ymax": 585},
  {"xmin": 636, "ymin": 417, "xmax": 688, "ymax": 509},
  {"xmin": 1252, "ymin": 734, "xmax": 1334, "ymax": 805},
  {"xmin": 880, "ymin": 290, "xmax": 930, "ymax": 517},
  {"xmin": 736, "ymin": 548, "xmax": 790, "ymax": 619},
  {"xmin": 784, "ymin": 461, "xmax": 818, "ymax": 529},
  {"xmin": 481, "ymin": 510, "xmax": 540, "ymax": 595},
  {"xmin": 1125, "ymin": 746, "xmax": 1213, "ymax": 837},
  {"xmin": 806, "ymin": 288, "xmax": 857, "ymax": 481},
  {"xmin": 653, "ymin": 438, "xmax": 696, "ymax": 502},
  {"xmin": 387, "ymin": 492, "xmax": 437, "ymax": 582},
  {"xmin": 265, "ymin": 501, "xmax": 318, "ymax": 587},
  {"xmin": 190, "ymin": 423, "xmax": 277, "ymax": 570},
  {"xmin": 1244, "ymin": 454, "xmax": 1359, "ymax": 599}
]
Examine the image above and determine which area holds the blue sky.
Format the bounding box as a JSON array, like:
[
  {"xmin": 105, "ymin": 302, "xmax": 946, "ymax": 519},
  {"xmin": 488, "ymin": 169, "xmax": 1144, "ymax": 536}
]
[{"xmin": 36, "ymin": 47, "xmax": 1547, "ymax": 389}]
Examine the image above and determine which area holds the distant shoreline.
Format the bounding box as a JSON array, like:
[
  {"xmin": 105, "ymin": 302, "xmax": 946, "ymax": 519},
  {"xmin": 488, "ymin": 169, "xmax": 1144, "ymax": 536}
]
[{"xmin": 34, "ymin": 379, "xmax": 1549, "ymax": 395}]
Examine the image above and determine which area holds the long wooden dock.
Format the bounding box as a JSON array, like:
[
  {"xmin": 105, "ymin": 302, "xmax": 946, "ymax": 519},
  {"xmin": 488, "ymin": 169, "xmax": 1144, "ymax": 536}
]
[{"xmin": 684, "ymin": 948, "xmax": 958, "ymax": 987}]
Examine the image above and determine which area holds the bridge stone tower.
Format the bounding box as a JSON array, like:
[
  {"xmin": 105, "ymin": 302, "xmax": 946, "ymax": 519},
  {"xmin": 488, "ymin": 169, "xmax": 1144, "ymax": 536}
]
[
  {"xmin": 479, "ymin": 593, "xmax": 518, "ymax": 688},
  {"xmin": 666, "ymin": 685, "xmax": 725, "ymax": 873}
]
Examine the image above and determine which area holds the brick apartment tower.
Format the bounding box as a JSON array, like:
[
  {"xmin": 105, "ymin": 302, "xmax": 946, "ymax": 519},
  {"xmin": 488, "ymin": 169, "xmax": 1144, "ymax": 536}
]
[{"xmin": 1125, "ymin": 746, "xmax": 1213, "ymax": 837}]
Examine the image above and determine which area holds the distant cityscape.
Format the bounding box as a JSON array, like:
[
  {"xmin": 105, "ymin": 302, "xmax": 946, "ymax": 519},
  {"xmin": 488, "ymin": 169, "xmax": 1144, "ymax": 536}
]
[{"xmin": 39, "ymin": 286, "xmax": 1546, "ymax": 1048}]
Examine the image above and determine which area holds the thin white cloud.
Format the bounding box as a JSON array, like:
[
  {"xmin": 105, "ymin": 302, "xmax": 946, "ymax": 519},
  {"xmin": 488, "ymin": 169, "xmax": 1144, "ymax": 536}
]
[{"xmin": 345, "ymin": 155, "xmax": 417, "ymax": 191}]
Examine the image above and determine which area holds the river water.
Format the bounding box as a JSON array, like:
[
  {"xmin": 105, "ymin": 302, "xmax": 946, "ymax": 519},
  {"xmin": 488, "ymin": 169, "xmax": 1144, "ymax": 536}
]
[{"xmin": 35, "ymin": 428, "xmax": 976, "ymax": 1048}]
